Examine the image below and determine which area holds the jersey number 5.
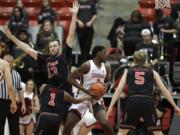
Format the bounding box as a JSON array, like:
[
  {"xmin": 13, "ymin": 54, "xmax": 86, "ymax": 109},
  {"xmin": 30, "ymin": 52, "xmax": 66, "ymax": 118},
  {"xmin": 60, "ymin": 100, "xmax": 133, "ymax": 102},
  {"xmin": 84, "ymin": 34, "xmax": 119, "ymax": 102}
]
[
  {"xmin": 48, "ymin": 93, "xmax": 56, "ymax": 106},
  {"xmin": 135, "ymin": 72, "xmax": 145, "ymax": 85}
]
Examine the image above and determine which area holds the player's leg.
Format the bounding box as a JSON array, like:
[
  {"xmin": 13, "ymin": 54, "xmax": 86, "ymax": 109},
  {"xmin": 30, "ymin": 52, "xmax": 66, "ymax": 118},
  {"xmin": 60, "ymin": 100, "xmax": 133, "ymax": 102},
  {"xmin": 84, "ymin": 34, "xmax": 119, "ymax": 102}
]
[
  {"xmin": 118, "ymin": 97, "xmax": 142, "ymax": 135},
  {"xmin": 78, "ymin": 111, "xmax": 96, "ymax": 135},
  {"xmin": 142, "ymin": 97, "xmax": 162, "ymax": 135},
  {"xmin": 78, "ymin": 124, "xmax": 94, "ymax": 135},
  {"xmin": 117, "ymin": 128, "xmax": 129, "ymax": 135},
  {"xmin": 73, "ymin": 120, "xmax": 82, "ymax": 135},
  {"xmin": 93, "ymin": 103, "xmax": 115, "ymax": 135},
  {"xmin": 59, "ymin": 102, "xmax": 69, "ymax": 134},
  {"xmin": 34, "ymin": 113, "xmax": 60, "ymax": 135},
  {"xmin": 63, "ymin": 102, "xmax": 89, "ymax": 135},
  {"xmin": 62, "ymin": 111, "xmax": 81, "ymax": 135},
  {"xmin": 59, "ymin": 124, "xmax": 64, "ymax": 135}
]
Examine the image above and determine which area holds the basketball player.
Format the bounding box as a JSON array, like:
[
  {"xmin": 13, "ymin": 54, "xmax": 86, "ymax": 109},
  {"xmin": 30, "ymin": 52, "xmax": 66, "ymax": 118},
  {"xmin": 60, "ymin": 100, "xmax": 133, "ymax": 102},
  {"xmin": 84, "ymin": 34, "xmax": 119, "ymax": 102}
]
[
  {"xmin": 3, "ymin": 1, "xmax": 79, "ymax": 131},
  {"xmin": 2, "ymin": 0, "xmax": 79, "ymax": 86},
  {"xmin": 0, "ymin": 42, "xmax": 17, "ymax": 114},
  {"xmin": 33, "ymin": 74, "xmax": 91, "ymax": 135},
  {"xmin": 62, "ymin": 46, "xmax": 115, "ymax": 135},
  {"xmin": 106, "ymin": 50, "xmax": 180, "ymax": 135}
]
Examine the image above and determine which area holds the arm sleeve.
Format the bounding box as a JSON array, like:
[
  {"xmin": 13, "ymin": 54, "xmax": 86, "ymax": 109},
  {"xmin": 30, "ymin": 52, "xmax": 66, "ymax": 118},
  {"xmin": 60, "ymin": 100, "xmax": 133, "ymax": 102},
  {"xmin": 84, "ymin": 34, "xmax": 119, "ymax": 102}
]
[{"xmin": 37, "ymin": 52, "xmax": 48, "ymax": 65}]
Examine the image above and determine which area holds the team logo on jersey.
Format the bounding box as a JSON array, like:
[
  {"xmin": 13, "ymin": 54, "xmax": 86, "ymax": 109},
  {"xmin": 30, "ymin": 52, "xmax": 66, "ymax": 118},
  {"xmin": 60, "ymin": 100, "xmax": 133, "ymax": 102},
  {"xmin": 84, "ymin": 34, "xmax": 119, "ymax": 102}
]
[{"xmin": 91, "ymin": 73, "xmax": 105, "ymax": 78}]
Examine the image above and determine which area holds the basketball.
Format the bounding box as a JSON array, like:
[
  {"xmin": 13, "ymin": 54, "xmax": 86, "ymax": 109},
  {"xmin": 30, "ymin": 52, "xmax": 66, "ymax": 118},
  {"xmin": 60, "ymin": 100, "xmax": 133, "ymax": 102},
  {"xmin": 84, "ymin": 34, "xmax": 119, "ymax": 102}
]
[{"xmin": 90, "ymin": 82, "xmax": 106, "ymax": 97}]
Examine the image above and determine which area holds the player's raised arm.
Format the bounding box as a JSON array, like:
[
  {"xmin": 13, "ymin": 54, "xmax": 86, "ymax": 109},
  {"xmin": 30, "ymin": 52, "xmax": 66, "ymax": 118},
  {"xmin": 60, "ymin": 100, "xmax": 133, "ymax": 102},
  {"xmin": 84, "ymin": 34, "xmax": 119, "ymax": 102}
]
[
  {"xmin": 2, "ymin": 27, "xmax": 38, "ymax": 60},
  {"xmin": 66, "ymin": 0, "xmax": 80, "ymax": 47}
]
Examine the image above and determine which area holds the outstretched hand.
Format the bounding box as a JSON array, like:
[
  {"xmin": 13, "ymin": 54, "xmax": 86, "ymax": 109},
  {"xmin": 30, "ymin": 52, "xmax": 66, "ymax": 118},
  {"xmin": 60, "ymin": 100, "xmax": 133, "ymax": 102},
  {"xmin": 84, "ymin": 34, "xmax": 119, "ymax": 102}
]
[
  {"xmin": 2, "ymin": 27, "xmax": 14, "ymax": 40},
  {"xmin": 70, "ymin": 0, "xmax": 80, "ymax": 14},
  {"xmin": 174, "ymin": 106, "xmax": 180, "ymax": 116}
]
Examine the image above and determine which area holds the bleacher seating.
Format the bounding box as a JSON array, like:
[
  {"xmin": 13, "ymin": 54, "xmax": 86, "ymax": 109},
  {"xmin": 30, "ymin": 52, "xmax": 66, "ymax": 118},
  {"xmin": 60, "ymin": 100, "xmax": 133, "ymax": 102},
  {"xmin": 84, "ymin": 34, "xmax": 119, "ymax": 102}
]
[
  {"xmin": 139, "ymin": 0, "xmax": 180, "ymax": 8},
  {"xmin": 139, "ymin": 8, "xmax": 155, "ymax": 21},
  {"xmin": 57, "ymin": 7, "xmax": 72, "ymax": 20},
  {"xmin": 0, "ymin": 0, "xmax": 74, "ymax": 39},
  {"xmin": 139, "ymin": 0, "xmax": 155, "ymax": 8},
  {"xmin": 0, "ymin": 0, "xmax": 73, "ymax": 7},
  {"xmin": 138, "ymin": 0, "xmax": 180, "ymax": 22},
  {"xmin": 139, "ymin": 7, "xmax": 171, "ymax": 22}
]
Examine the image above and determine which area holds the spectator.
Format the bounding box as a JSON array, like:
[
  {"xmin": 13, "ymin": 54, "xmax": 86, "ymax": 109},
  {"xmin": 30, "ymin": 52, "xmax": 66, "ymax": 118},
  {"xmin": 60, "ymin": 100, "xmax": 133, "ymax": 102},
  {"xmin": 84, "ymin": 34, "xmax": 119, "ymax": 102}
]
[
  {"xmin": 11, "ymin": 29, "xmax": 32, "ymax": 58},
  {"xmin": 123, "ymin": 10, "xmax": 151, "ymax": 56},
  {"xmin": 77, "ymin": 0, "xmax": 97, "ymax": 63},
  {"xmin": 107, "ymin": 17, "xmax": 126, "ymax": 48},
  {"xmin": 19, "ymin": 79, "xmax": 40, "ymax": 135},
  {"xmin": 136, "ymin": 29, "xmax": 159, "ymax": 67},
  {"xmin": 38, "ymin": 0, "xmax": 56, "ymax": 24},
  {"xmin": 11, "ymin": 0, "xmax": 29, "ymax": 23},
  {"xmin": 171, "ymin": 4, "xmax": 180, "ymax": 61},
  {"xmin": 8, "ymin": 7, "xmax": 28, "ymax": 37},
  {"xmin": 106, "ymin": 47, "xmax": 124, "ymax": 63},
  {"xmin": 0, "ymin": 30, "xmax": 10, "ymax": 58},
  {"xmin": 3, "ymin": 2, "xmax": 79, "ymax": 133},
  {"xmin": 14, "ymin": 29, "xmax": 39, "ymax": 83},
  {"xmin": 36, "ymin": 19, "xmax": 58, "ymax": 52},
  {"xmin": 153, "ymin": 9, "xmax": 166, "ymax": 41},
  {"xmin": 154, "ymin": 9, "xmax": 176, "ymax": 63}
]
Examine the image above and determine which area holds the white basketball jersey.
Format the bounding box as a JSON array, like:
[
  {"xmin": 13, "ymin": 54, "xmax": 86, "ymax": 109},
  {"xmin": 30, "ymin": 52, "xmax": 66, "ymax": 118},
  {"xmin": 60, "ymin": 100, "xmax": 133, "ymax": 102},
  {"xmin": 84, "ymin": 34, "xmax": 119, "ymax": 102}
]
[{"xmin": 78, "ymin": 60, "xmax": 106, "ymax": 96}]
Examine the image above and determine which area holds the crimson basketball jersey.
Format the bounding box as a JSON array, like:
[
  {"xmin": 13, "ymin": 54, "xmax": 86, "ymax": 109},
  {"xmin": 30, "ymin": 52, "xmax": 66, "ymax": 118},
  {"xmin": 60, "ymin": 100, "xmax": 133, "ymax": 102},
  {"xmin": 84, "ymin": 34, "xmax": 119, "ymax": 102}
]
[{"xmin": 127, "ymin": 65, "xmax": 154, "ymax": 96}]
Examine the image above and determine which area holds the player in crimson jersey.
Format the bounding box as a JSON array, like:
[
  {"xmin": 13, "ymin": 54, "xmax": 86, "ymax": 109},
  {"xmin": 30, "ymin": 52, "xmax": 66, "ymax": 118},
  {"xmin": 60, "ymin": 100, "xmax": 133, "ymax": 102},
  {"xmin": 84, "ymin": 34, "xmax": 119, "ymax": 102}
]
[
  {"xmin": 33, "ymin": 74, "xmax": 91, "ymax": 135},
  {"xmin": 107, "ymin": 50, "xmax": 180, "ymax": 135}
]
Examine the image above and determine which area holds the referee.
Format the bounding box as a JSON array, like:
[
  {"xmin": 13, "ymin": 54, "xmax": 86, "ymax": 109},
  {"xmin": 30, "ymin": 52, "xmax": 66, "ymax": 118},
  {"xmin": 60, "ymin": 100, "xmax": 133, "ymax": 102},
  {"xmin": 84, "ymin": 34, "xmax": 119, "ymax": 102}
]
[{"xmin": 0, "ymin": 54, "xmax": 26, "ymax": 135}]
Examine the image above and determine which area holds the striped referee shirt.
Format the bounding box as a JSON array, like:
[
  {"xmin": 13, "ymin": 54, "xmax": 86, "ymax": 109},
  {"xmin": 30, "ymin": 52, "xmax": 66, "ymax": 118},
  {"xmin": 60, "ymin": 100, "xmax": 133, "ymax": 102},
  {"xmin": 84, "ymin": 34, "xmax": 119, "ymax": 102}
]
[{"xmin": 0, "ymin": 69, "xmax": 22, "ymax": 100}]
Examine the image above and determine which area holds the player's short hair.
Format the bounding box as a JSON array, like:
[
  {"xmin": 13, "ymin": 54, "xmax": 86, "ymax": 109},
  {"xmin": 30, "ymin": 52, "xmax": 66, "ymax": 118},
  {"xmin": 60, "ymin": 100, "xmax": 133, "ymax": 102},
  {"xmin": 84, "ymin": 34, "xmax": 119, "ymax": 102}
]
[
  {"xmin": 134, "ymin": 50, "xmax": 146, "ymax": 65},
  {"xmin": 49, "ymin": 74, "xmax": 62, "ymax": 87},
  {"xmin": 47, "ymin": 38, "xmax": 60, "ymax": 46},
  {"xmin": 92, "ymin": 46, "xmax": 105, "ymax": 58}
]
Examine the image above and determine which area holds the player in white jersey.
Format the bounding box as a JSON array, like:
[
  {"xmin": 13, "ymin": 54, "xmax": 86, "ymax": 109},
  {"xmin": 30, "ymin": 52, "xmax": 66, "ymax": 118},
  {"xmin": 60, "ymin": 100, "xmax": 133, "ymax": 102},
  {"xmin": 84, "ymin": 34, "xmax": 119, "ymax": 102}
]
[{"xmin": 62, "ymin": 46, "xmax": 115, "ymax": 135}]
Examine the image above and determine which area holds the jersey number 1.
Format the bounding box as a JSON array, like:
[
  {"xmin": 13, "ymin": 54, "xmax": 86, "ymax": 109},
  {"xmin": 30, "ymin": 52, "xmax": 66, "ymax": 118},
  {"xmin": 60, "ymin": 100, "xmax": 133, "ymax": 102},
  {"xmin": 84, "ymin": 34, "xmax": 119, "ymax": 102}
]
[
  {"xmin": 135, "ymin": 72, "xmax": 145, "ymax": 85},
  {"xmin": 48, "ymin": 93, "xmax": 56, "ymax": 106}
]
